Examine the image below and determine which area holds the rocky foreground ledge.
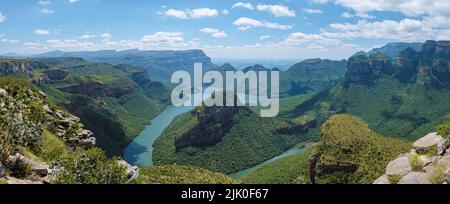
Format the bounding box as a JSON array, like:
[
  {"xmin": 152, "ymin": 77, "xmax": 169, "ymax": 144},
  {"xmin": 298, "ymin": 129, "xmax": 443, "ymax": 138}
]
[{"xmin": 374, "ymin": 132, "xmax": 450, "ymax": 184}]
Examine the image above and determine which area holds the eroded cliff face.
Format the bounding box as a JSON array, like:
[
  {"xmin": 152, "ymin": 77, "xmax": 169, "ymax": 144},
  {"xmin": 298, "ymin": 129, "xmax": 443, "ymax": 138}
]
[
  {"xmin": 0, "ymin": 60, "xmax": 48, "ymax": 75},
  {"xmin": 345, "ymin": 40, "xmax": 450, "ymax": 87},
  {"xmin": 174, "ymin": 105, "xmax": 240, "ymax": 150}
]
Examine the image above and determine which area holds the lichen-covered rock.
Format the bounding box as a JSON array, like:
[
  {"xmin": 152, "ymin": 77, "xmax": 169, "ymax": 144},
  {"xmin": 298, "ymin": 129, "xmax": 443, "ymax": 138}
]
[
  {"xmin": 413, "ymin": 132, "xmax": 445, "ymax": 154},
  {"xmin": 444, "ymin": 168, "xmax": 450, "ymax": 182},
  {"xmin": 4, "ymin": 176, "xmax": 43, "ymax": 184},
  {"xmin": 437, "ymin": 155, "xmax": 450, "ymax": 169},
  {"xmin": 386, "ymin": 156, "xmax": 412, "ymax": 177},
  {"xmin": 117, "ymin": 160, "xmax": 139, "ymax": 181},
  {"xmin": 373, "ymin": 175, "xmax": 390, "ymax": 184},
  {"xmin": 398, "ymin": 172, "xmax": 432, "ymax": 184}
]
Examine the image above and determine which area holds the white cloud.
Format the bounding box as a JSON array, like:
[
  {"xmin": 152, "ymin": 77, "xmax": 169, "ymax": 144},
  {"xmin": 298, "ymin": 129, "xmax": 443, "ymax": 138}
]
[
  {"xmin": 231, "ymin": 2, "xmax": 254, "ymax": 10},
  {"xmin": 164, "ymin": 8, "xmax": 219, "ymax": 19},
  {"xmin": 78, "ymin": 34, "xmax": 96, "ymax": 39},
  {"xmin": 140, "ymin": 31, "xmax": 184, "ymax": 45},
  {"xmin": 38, "ymin": 1, "xmax": 51, "ymax": 6},
  {"xmin": 322, "ymin": 18, "xmax": 447, "ymax": 41},
  {"xmin": 1, "ymin": 39, "xmax": 20, "ymax": 43},
  {"xmin": 303, "ymin": 9, "xmax": 323, "ymax": 14},
  {"xmin": 100, "ymin": 33, "xmax": 112, "ymax": 38},
  {"xmin": 165, "ymin": 9, "xmax": 189, "ymax": 19},
  {"xmin": 34, "ymin": 29, "xmax": 50, "ymax": 35},
  {"xmin": 190, "ymin": 8, "xmax": 219, "ymax": 19},
  {"xmin": 0, "ymin": 12, "xmax": 6, "ymax": 22},
  {"xmin": 222, "ymin": 9, "xmax": 229, "ymax": 15},
  {"xmin": 256, "ymin": 4, "xmax": 296, "ymax": 17},
  {"xmin": 38, "ymin": 8, "xmax": 55, "ymax": 14},
  {"xmin": 355, "ymin": 13, "xmax": 376, "ymax": 19},
  {"xmin": 200, "ymin": 28, "xmax": 228, "ymax": 38},
  {"xmin": 311, "ymin": 0, "xmax": 450, "ymax": 17},
  {"xmin": 233, "ymin": 17, "xmax": 293, "ymax": 30},
  {"xmin": 341, "ymin": 12, "xmax": 353, "ymax": 18},
  {"xmin": 260, "ymin": 35, "xmax": 271, "ymax": 40},
  {"xmin": 68, "ymin": 0, "xmax": 79, "ymax": 3}
]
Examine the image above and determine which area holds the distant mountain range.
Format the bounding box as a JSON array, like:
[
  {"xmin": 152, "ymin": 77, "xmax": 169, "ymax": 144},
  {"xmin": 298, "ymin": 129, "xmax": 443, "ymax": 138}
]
[
  {"xmin": 32, "ymin": 49, "xmax": 216, "ymax": 83},
  {"xmin": 353, "ymin": 42, "xmax": 423, "ymax": 59}
]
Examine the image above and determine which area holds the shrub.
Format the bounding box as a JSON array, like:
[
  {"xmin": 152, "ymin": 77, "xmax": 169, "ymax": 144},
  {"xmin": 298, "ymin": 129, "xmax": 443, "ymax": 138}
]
[
  {"xmin": 52, "ymin": 148, "xmax": 128, "ymax": 184},
  {"xmin": 438, "ymin": 122, "xmax": 450, "ymax": 137}
]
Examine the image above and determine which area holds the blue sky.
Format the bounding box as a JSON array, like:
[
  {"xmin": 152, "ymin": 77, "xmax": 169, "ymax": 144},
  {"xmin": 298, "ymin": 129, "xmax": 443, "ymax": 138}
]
[{"xmin": 0, "ymin": 0, "xmax": 449, "ymax": 59}]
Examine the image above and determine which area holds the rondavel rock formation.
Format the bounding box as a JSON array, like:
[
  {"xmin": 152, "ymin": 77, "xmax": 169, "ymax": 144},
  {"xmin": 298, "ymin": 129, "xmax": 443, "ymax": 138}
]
[{"xmin": 374, "ymin": 132, "xmax": 450, "ymax": 184}]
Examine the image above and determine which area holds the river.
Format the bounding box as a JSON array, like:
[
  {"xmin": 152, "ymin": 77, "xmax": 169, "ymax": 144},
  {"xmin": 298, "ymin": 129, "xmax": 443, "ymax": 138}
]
[{"xmin": 123, "ymin": 89, "xmax": 306, "ymax": 176}]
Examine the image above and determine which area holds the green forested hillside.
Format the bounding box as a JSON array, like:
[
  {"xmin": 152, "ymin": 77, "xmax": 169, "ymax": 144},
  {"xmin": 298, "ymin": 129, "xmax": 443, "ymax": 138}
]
[
  {"xmin": 0, "ymin": 58, "xmax": 169, "ymax": 155},
  {"xmin": 153, "ymin": 105, "xmax": 316, "ymax": 174},
  {"xmin": 280, "ymin": 58, "xmax": 347, "ymax": 97},
  {"xmin": 309, "ymin": 114, "xmax": 411, "ymax": 184},
  {"xmin": 286, "ymin": 41, "xmax": 450, "ymax": 141},
  {"xmin": 241, "ymin": 149, "xmax": 313, "ymax": 184}
]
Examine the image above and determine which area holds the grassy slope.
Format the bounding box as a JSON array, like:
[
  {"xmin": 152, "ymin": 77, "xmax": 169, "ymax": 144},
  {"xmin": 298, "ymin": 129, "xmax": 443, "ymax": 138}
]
[
  {"xmin": 136, "ymin": 165, "xmax": 239, "ymax": 184},
  {"xmin": 241, "ymin": 149, "xmax": 313, "ymax": 184}
]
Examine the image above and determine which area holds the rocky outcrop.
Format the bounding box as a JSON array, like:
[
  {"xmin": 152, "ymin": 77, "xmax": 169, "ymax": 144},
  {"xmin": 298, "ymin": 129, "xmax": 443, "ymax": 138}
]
[
  {"xmin": 413, "ymin": 132, "xmax": 445, "ymax": 154},
  {"xmin": 175, "ymin": 104, "xmax": 239, "ymax": 150},
  {"xmin": 44, "ymin": 70, "xmax": 69, "ymax": 80},
  {"xmin": 0, "ymin": 60, "xmax": 48, "ymax": 75},
  {"xmin": 345, "ymin": 56, "xmax": 374, "ymax": 83},
  {"xmin": 277, "ymin": 119, "xmax": 317, "ymax": 134},
  {"xmin": 117, "ymin": 160, "xmax": 139, "ymax": 181},
  {"xmin": 386, "ymin": 156, "xmax": 412, "ymax": 178},
  {"xmin": 58, "ymin": 81, "xmax": 136, "ymax": 98},
  {"xmin": 375, "ymin": 132, "xmax": 450, "ymax": 184},
  {"xmin": 58, "ymin": 82, "xmax": 105, "ymax": 96}
]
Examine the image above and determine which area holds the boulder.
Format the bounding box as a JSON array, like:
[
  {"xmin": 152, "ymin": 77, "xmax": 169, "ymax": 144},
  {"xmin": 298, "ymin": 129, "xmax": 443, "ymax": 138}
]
[
  {"xmin": 444, "ymin": 168, "xmax": 450, "ymax": 182},
  {"xmin": 117, "ymin": 160, "xmax": 139, "ymax": 181},
  {"xmin": 373, "ymin": 175, "xmax": 390, "ymax": 184},
  {"xmin": 413, "ymin": 132, "xmax": 445, "ymax": 154},
  {"xmin": 418, "ymin": 155, "xmax": 432, "ymax": 167},
  {"xmin": 437, "ymin": 139, "xmax": 450, "ymax": 155},
  {"xmin": 0, "ymin": 88, "xmax": 7, "ymax": 95},
  {"xmin": 437, "ymin": 155, "xmax": 450, "ymax": 169},
  {"xmin": 5, "ymin": 176, "xmax": 43, "ymax": 184},
  {"xmin": 0, "ymin": 162, "xmax": 4, "ymax": 176},
  {"xmin": 398, "ymin": 172, "xmax": 432, "ymax": 184},
  {"xmin": 386, "ymin": 157, "xmax": 412, "ymax": 177}
]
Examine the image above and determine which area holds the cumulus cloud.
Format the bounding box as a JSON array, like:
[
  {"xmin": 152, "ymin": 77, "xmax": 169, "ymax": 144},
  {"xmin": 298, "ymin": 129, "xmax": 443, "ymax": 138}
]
[
  {"xmin": 165, "ymin": 9, "xmax": 189, "ymax": 19},
  {"xmin": 311, "ymin": 0, "xmax": 450, "ymax": 17},
  {"xmin": 34, "ymin": 29, "xmax": 50, "ymax": 35},
  {"xmin": 38, "ymin": 8, "xmax": 55, "ymax": 14},
  {"xmin": 341, "ymin": 12, "xmax": 353, "ymax": 18},
  {"xmin": 222, "ymin": 9, "xmax": 229, "ymax": 15},
  {"xmin": 231, "ymin": 2, "xmax": 254, "ymax": 10},
  {"xmin": 233, "ymin": 17, "xmax": 293, "ymax": 30},
  {"xmin": 303, "ymin": 9, "xmax": 323, "ymax": 14},
  {"xmin": 321, "ymin": 18, "xmax": 450, "ymax": 41},
  {"xmin": 68, "ymin": 0, "xmax": 79, "ymax": 3},
  {"xmin": 0, "ymin": 12, "xmax": 6, "ymax": 22},
  {"xmin": 200, "ymin": 28, "xmax": 228, "ymax": 38},
  {"xmin": 100, "ymin": 33, "xmax": 112, "ymax": 38},
  {"xmin": 38, "ymin": 1, "xmax": 51, "ymax": 6},
  {"xmin": 256, "ymin": 4, "xmax": 296, "ymax": 17},
  {"xmin": 1, "ymin": 38, "xmax": 20, "ymax": 43},
  {"xmin": 260, "ymin": 35, "xmax": 271, "ymax": 40},
  {"xmin": 164, "ymin": 8, "xmax": 218, "ymax": 19}
]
